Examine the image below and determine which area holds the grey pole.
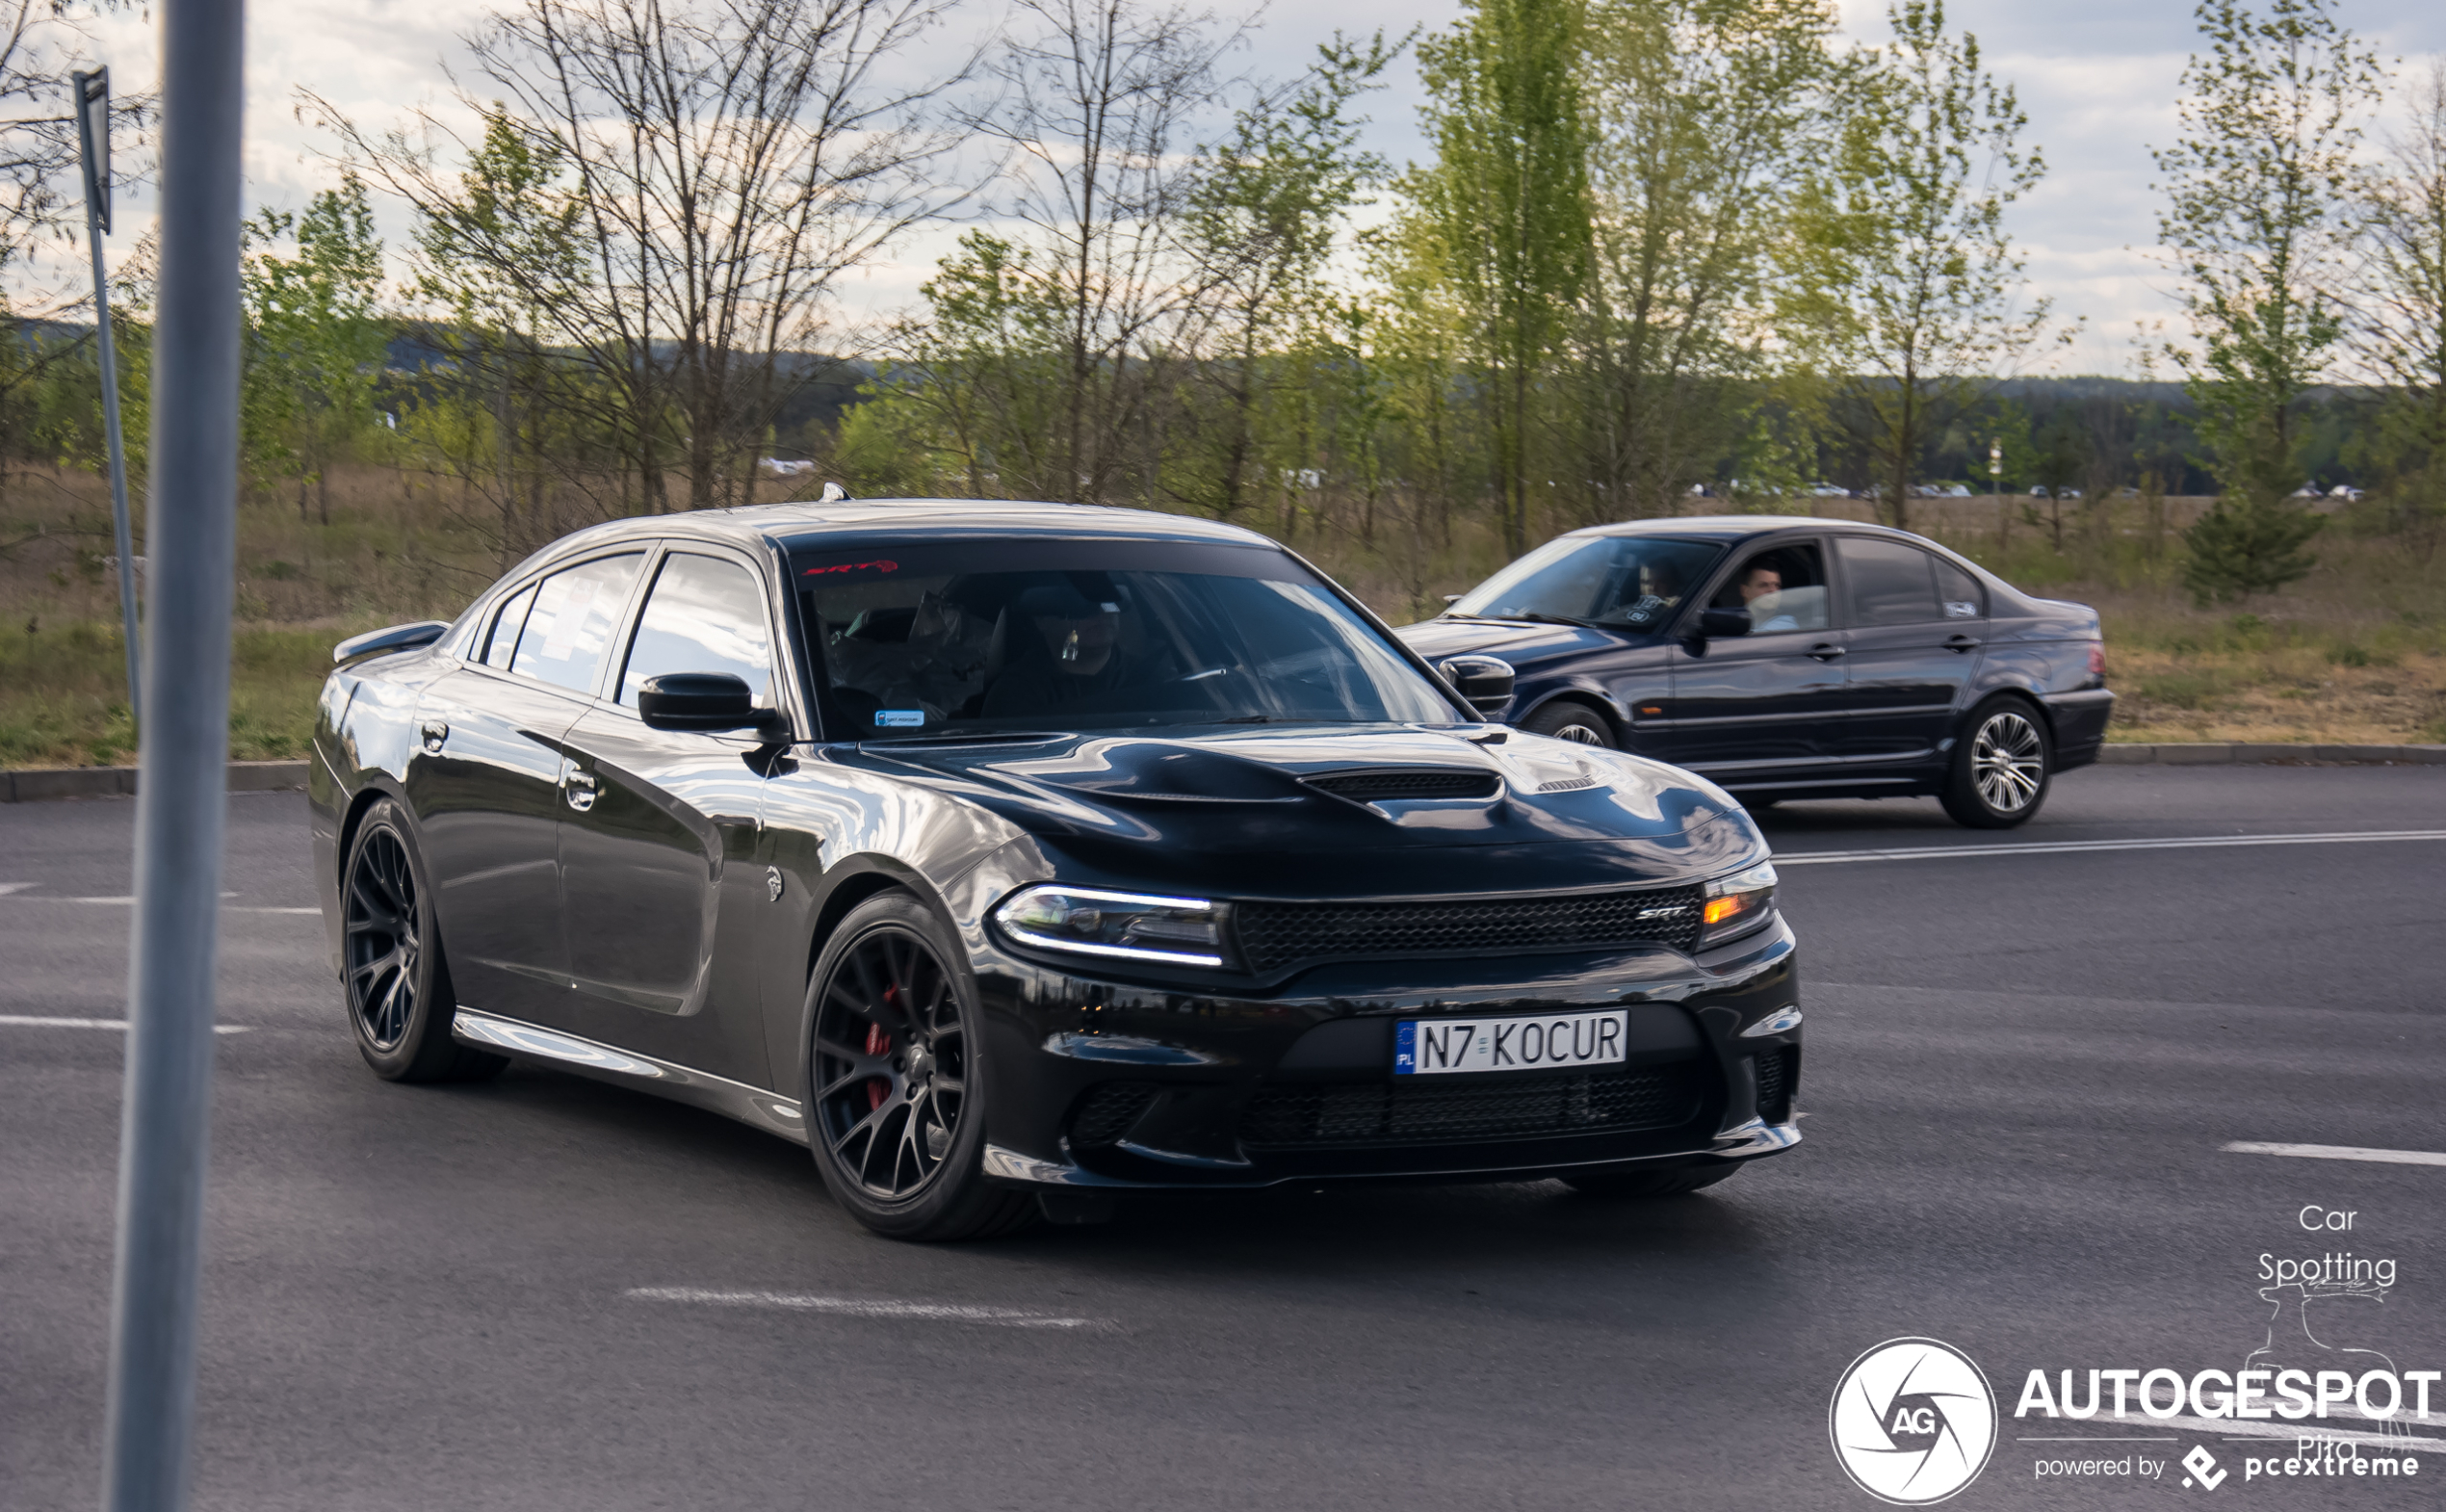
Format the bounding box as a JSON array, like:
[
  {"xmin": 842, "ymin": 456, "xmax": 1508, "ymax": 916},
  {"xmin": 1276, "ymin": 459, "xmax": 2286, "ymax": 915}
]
[
  {"xmin": 97, "ymin": 0, "xmax": 244, "ymax": 1507},
  {"xmin": 72, "ymin": 67, "xmax": 140, "ymax": 713}
]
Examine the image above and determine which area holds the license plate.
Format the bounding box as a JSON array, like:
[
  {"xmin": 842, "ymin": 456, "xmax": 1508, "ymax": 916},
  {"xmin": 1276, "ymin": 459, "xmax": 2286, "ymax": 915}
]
[{"xmin": 1393, "ymin": 1010, "xmax": 1629, "ymax": 1076}]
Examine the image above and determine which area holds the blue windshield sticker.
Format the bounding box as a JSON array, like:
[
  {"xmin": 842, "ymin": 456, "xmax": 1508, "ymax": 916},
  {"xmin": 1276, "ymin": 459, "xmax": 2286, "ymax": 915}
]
[{"xmin": 875, "ymin": 710, "xmax": 926, "ymax": 728}]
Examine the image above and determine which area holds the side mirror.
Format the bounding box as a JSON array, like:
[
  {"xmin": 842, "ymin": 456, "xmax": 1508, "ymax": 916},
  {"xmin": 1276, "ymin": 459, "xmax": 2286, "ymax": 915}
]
[
  {"xmin": 1437, "ymin": 655, "xmax": 1516, "ymax": 719},
  {"xmin": 1693, "ymin": 607, "xmax": 1751, "ymax": 640},
  {"xmin": 638, "ymin": 672, "xmax": 778, "ymax": 734},
  {"xmin": 1442, "ymin": 593, "xmax": 1464, "ymax": 607}
]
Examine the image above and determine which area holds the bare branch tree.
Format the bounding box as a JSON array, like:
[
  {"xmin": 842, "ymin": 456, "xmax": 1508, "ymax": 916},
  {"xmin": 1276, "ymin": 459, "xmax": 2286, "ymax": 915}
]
[{"xmin": 313, "ymin": 0, "xmax": 972, "ymax": 512}]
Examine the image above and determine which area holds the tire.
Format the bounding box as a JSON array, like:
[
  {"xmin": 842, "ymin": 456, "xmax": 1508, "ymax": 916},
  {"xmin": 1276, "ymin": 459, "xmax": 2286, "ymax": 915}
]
[
  {"xmin": 341, "ymin": 798, "xmax": 507, "ymax": 1083},
  {"xmin": 1940, "ymin": 696, "xmax": 2052, "ymax": 828},
  {"xmin": 1562, "ymin": 1163, "xmax": 1740, "ymax": 1198},
  {"xmin": 1521, "ymin": 698, "xmax": 1617, "ymax": 748},
  {"xmin": 804, "ymin": 892, "xmax": 1038, "ymax": 1241}
]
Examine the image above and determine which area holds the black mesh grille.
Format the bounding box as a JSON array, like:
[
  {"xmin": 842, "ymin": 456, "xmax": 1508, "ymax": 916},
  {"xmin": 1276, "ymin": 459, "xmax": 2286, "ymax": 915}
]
[
  {"xmin": 1068, "ymin": 1082, "xmax": 1158, "ymax": 1149},
  {"xmin": 1240, "ymin": 1064, "xmax": 1708, "ymax": 1148},
  {"xmin": 1537, "ymin": 776, "xmax": 1600, "ymax": 793},
  {"xmin": 1234, "ymin": 885, "xmax": 1704, "ymax": 972},
  {"xmin": 1754, "ymin": 1047, "xmax": 1796, "ymax": 1124},
  {"xmin": 1304, "ymin": 769, "xmax": 1499, "ymax": 802}
]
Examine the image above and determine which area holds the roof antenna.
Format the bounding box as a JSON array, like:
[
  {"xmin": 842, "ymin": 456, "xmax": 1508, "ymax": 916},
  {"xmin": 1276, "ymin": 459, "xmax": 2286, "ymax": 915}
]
[{"xmin": 819, "ymin": 481, "xmax": 850, "ymax": 503}]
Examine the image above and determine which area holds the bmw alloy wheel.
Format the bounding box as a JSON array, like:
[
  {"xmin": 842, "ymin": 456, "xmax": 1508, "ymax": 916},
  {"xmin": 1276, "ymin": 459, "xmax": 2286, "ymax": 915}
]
[{"xmin": 1969, "ymin": 710, "xmax": 2044, "ymax": 814}]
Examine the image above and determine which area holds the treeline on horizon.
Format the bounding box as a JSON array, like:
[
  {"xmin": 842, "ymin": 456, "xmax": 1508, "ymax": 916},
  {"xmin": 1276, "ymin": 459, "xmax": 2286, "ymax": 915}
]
[{"xmin": 0, "ymin": 0, "xmax": 2440, "ymax": 609}]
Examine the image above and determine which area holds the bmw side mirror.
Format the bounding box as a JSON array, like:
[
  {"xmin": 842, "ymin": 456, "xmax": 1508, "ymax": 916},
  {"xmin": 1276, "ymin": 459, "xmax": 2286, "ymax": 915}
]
[
  {"xmin": 638, "ymin": 672, "xmax": 780, "ymax": 735},
  {"xmin": 1695, "ymin": 608, "xmax": 1751, "ymax": 639},
  {"xmin": 1437, "ymin": 655, "xmax": 1516, "ymax": 719}
]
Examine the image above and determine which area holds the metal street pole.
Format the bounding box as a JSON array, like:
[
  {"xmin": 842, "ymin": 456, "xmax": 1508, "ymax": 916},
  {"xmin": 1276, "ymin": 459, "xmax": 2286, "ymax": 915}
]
[
  {"xmin": 73, "ymin": 66, "xmax": 140, "ymax": 713},
  {"xmin": 97, "ymin": 0, "xmax": 244, "ymax": 1507}
]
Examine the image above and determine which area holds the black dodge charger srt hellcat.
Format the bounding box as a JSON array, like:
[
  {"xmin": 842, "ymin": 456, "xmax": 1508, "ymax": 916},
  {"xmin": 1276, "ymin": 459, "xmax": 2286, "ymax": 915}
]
[{"xmin": 311, "ymin": 500, "xmax": 1802, "ymax": 1240}]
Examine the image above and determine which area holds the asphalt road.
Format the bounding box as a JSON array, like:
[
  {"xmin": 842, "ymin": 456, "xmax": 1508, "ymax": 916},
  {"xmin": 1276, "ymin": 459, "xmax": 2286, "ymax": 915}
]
[{"xmin": 5, "ymin": 766, "xmax": 2445, "ymax": 1511}]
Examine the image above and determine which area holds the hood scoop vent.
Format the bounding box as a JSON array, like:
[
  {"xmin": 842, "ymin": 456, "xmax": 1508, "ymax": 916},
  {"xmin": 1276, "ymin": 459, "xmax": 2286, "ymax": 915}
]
[{"xmin": 1303, "ymin": 769, "xmax": 1499, "ymax": 803}]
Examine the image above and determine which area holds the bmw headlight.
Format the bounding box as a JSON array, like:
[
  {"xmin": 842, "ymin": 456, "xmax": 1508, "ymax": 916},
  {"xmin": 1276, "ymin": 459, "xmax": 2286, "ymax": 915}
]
[
  {"xmin": 993, "ymin": 885, "xmax": 1227, "ymax": 968},
  {"xmin": 1699, "ymin": 860, "xmax": 1778, "ymax": 948}
]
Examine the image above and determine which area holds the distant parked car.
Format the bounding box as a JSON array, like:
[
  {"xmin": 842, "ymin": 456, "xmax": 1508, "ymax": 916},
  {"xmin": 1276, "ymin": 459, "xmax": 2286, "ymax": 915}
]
[
  {"xmin": 1808, "ymin": 482, "xmax": 1849, "ymax": 497},
  {"xmin": 1398, "ymin": 517, "xmax": 2113, "ymax": 828},
  {"xmin": 2329, "ymin": 485, "xmax": 2364, "ymax": 502}
]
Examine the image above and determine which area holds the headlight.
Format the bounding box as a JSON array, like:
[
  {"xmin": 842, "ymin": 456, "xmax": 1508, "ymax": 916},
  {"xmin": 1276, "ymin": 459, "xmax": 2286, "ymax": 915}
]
[
  {"xmin": 1699, "ymin": 860, "xmax": 1778, "ymax": 947},
  {"xmin": 993, "ymin": 885, "xmax": 1227, "ymax": 968}
]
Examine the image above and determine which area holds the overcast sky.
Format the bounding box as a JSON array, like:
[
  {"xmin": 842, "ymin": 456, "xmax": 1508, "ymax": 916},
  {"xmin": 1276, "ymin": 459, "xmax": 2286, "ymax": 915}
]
[{"xmin": 73, "ymin": 0, "xmax": 2446, "ymax": 376}]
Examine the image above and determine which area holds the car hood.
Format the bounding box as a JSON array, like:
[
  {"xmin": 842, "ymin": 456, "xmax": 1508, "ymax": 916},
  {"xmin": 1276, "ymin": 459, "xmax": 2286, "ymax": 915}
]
[
  {"xmin": 1395, "ymin": 617, "xmax": 1637, "ymax": 665},
  {"xmin": 819, "ymin": 725, "xmax": 1757, "ymax": 894}
]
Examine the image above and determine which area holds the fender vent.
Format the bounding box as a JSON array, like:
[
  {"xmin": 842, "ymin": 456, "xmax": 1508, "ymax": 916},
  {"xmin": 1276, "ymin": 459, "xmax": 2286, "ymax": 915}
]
[{"xmin": 1304, "ymin": 769, "xmax": 1498, "ymax": 803}]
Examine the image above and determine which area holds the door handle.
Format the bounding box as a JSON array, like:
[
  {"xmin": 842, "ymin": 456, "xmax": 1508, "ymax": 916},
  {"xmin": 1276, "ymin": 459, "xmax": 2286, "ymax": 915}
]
[
  {"xmin": 1808, "ymin": 642, "xmax": 1846, "ymax": 662},
  {"xmin": 562, "ymin": 768, "xmax": 598, "ymax": 813},
  {"xmin": 1943, "ymin": 634, "xmax": 1982, "ymax": 653},
  {"xmin": 420, "ymin": 719, "xmax": 449, "ymax": 753}
]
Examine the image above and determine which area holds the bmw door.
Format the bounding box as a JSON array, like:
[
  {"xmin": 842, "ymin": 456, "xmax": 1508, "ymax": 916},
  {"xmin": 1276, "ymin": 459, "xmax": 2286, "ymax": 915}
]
[
  {"xmin": 556, "ymin": 546, "xmax": 784, "ymax": 1088},
  {"xmin": 1826, "ymin": 535, "xmax": 1986, "ymax": 769},
  {"xmin": 409, "ymin": 550, "xmax": 647, "ymax": 1030},
  {"xmin": 1656, "ymin": 538, "xmax": 1848, "ymax": 779}
]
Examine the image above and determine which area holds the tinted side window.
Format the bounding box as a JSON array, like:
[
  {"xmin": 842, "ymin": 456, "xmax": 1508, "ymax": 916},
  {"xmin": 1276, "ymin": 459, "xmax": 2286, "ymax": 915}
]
[
  {"xmin": 481, "ymin": 584, "xmax": 536, "ymax": 669},
  {"xmin": 618, "ymin": 554, "xmax": 773, "ymax": 707},
  {"xmin": 1935, "ymin": 559, "xmax": 1986, "ymax": 619},
  {"xmin": 1711, "ymin": 543, "xmax": 1830, "ymax": 633},
  {"xmin": 510, "ymin": 553, "xmax": 644, "ymax": 693},
  {"xmin": 1838, "ymin": 538, "xmax": 1943, "ymax": 626}
]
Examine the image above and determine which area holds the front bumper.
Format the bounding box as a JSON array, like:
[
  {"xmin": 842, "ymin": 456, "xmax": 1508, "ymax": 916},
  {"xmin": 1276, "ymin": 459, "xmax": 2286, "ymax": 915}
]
[{"xmin": 960, "ymin": 914, "xmax": 1803, "ymax": 1191}]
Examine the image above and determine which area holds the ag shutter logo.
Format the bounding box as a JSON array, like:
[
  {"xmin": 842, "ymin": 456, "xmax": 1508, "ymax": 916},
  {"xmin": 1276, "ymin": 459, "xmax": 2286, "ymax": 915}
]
[{"xmin": 1831, "ymin": 1338, "xmax": 1998, "ymax": 1504}]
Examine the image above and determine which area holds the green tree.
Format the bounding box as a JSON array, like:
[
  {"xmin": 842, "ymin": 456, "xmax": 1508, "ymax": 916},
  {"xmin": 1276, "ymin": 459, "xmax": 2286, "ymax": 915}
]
[
  {"xmin": 1789, "ymin": 0, "xmax": 2051, "ymax": 535},
  {"xmin": 2352, "ymin": 62, "xmax": 2446, "ymax": 553},
  {"xmin": 1174, "ymin": 33, "xmax": 1401, "ymax": 527},
  {"xmin": 2152, "ymin": 0, "xmax": 2381, "ymax": 601},
  {"xmin": 1401, "ymin": 0, "xmax": 1593, "ymax": 555},
  {"xmin": 241, "ymin": 171, "xmax": 390, "ymax": 523},
  {"xmin": 1575, "ymin": 0, "xmax": 1838, "ymax": 518}
]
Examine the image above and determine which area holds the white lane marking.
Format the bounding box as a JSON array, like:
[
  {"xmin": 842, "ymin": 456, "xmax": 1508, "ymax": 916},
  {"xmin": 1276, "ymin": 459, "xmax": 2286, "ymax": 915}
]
[
  {"xmin": 0, "ymin": 882, "xmax": 35, "ymax": 896},
  {"xmin": 0, "ymin": 1015, "xmax": 251, "ymax": 1034},
  {"xmin": 2224, "ymin": 1140, "xmax": 2446, "ymax": 1168},
  {"xmin": 2158, "ymin": 1413, "xmax": 2446, "ymax": 1454},
  {"xmin": 626, "ymin": 1287, "xmax": 1108, "ymax": 1330},
  {"xmin": 1774, "ymin": 830, "xmax": 2446, "ymax": 866}
]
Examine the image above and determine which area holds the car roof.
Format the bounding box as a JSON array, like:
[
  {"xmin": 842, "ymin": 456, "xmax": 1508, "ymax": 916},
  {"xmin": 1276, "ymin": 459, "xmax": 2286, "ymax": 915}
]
[
  {"xmin": 1563, "ymin": 514, "xmax": 1913, "ymax": 543},
  {"xmin": 529, "ymin": 498, "xmax": 1284, "ymax": 559}
]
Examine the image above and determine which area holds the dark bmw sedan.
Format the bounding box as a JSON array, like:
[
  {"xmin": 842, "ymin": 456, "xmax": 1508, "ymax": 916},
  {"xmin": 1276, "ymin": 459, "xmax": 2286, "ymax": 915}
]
[
  {"xmin": 1398, "ymin": 518, "xmax": 2113, "ymax": 826},
  {"xmin": 310, "ymin": 500, "xmax": 1801, "ymax": 1240}
]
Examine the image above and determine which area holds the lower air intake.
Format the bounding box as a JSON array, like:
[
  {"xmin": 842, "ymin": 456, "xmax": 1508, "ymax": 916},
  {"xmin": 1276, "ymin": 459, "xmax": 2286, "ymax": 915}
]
[
  {"xmin": 1069, "ymin": 1082, "xmax": 1158, "ymax": 1149},
  {"xmin": 1240, "ymin": 1064, "xmax": 1709, "ymax": 1149}
]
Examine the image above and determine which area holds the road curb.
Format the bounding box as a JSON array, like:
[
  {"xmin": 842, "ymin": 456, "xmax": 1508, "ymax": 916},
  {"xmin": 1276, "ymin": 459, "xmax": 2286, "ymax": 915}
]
[
  {"xmin": 1, "ymin": 761, "xmax": 310, "ymax": 802},
  {"xmin": 2098, "ymin": 743, "xmax": 2446, "ymax": 767}
]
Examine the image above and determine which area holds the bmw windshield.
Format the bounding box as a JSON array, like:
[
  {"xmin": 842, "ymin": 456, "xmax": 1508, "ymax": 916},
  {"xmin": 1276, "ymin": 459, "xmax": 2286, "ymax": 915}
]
[
  {"xmin": 1447, "ymin": 534, "xmax": 1724, "ymax": 631},
  {"xmin": 792, "ymin": 538, "xmax": 1461, "ymax": 736}
]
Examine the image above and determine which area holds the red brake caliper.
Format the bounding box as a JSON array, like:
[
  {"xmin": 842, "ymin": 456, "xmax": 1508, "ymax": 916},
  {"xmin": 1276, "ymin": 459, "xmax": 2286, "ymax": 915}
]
[{"xmin": 863, "ymin": 1006, "xmax": 893, "ymax": 1111}]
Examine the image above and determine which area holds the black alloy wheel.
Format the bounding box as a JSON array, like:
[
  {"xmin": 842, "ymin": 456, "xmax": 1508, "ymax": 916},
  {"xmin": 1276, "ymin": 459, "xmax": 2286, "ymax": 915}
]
[
  {"xmin": 341, "ymin": 798, "xmax": 506, "ymax": 1082},
  {"xmin": 1521, "ymin": 698, "xmax": 1617, "ymax": 748},
  {"xmin": 805, "ymin": 892, "xmax": 1035, "ymax": 1240},
  {"xmin": 1940, "ymin": 697, "xmax": 2052, "ymax": 828}
]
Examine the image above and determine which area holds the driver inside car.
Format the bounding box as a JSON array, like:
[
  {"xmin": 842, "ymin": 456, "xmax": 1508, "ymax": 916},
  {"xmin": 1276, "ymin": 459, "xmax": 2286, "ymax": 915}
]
[{"xmin": 980, "ymin": 580, "xmax": 1140, "ymax": 717}]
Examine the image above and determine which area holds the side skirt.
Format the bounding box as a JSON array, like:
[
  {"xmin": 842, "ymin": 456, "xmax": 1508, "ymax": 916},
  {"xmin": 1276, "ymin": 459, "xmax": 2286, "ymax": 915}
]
[{"xmin": 452, "ymin": 1006, "xmax": 810, "ymax": 1147}]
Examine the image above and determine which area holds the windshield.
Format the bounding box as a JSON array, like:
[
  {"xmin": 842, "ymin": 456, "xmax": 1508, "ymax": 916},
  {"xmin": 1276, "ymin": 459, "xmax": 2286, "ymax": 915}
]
[
  {"xmin": 791, "ymin": 538, "xmax": 1459, "ymax": 737},
  {"xmin": 1449, "ymin": 535, "xmax": 1724, "ymax": 630}
]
